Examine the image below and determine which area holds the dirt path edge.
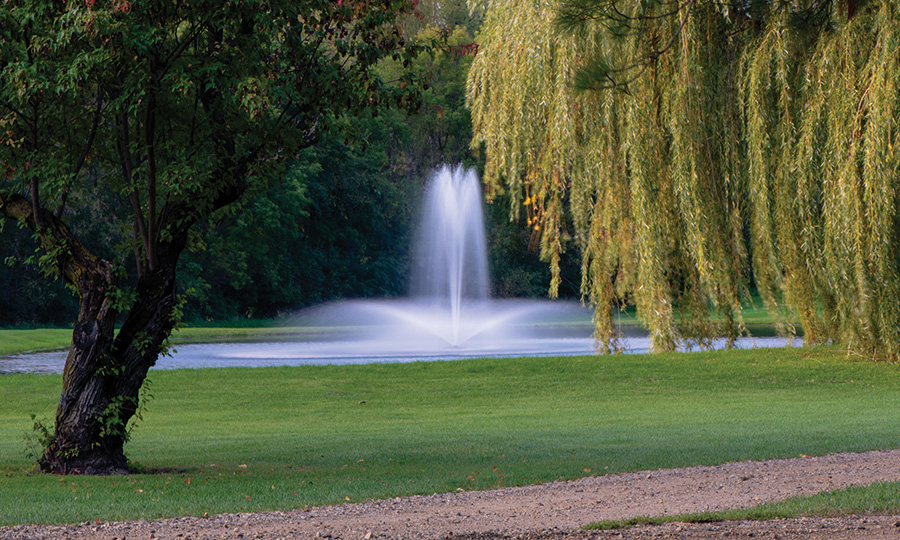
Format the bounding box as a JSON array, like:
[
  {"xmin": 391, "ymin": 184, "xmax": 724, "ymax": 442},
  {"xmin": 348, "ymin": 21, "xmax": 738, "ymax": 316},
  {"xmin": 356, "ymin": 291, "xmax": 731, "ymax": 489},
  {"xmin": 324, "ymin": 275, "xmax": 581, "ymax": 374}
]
[{"xmin": 4, "ymin": 449, "xmax": 900, "ymax": 540}]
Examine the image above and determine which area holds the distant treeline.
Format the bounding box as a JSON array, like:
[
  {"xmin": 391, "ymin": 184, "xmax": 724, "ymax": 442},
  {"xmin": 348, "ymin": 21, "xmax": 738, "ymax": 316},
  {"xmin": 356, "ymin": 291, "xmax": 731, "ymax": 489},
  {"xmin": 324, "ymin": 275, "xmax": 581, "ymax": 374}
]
[{"xmin": 0, "ymin": 13, "xmax": 578, "ymax": 328}]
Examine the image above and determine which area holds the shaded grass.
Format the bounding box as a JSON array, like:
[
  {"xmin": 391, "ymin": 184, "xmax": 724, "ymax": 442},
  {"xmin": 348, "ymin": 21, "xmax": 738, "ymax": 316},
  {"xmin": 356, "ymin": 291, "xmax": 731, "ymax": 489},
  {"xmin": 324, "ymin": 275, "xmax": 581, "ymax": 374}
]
[
  {"xmin": 166, "ymin": 325, "xmax": 323, "ymax": 344},
  {"xmin": 585, "ymin": 293, "xmax": 788, "ymax": 337},
  {"xmin": 0, "ymin": 329, "xmax": 75, "ymax": 356},
  {"xmin": 2, "ymin": 346, "xmax": 900, "ymax": 525},
  {"xmin": 0, "ymin": 324, "xmax": 304, "ymax": 355}
]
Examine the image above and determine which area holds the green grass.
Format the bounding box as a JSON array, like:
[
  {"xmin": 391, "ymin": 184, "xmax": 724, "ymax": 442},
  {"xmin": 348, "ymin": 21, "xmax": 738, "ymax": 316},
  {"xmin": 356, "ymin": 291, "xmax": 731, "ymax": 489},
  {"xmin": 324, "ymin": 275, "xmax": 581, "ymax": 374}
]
[
  {"xmin": 589, "ymin": 293, "xmax": 791, "ymax": 337},
  {"xmin": 167, "ymin": 325, "xmax": 322, "ymax": 344},
  {"xmin": 0, "ymin": 329, "xmax": 76, "ymax": 356},
  {"xmin": 0, "ymin": 325, "xmax": 308, "ymax": 355},
  {"xmin": 587, "ymin": 481, "xmax": 900, "ymax": 530},
  {"xmin": 2, "ymin": 346, "xmax": 900, "ymax": 525}
]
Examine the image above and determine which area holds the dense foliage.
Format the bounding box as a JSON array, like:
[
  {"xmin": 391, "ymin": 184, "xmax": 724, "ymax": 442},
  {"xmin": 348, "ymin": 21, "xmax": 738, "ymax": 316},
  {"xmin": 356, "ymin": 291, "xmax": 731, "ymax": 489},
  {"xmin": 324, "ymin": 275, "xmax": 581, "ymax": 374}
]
[
  {"xmin": 469, "ymin": 0, "xmax": 900, "ymax": 359},
  {"xmin": 0, "ymin": 0, "xmax": 427, "ymax": 474},
  {"xmin": 0, "ymin": 4, "xmax": 565, "ymax": 326}
]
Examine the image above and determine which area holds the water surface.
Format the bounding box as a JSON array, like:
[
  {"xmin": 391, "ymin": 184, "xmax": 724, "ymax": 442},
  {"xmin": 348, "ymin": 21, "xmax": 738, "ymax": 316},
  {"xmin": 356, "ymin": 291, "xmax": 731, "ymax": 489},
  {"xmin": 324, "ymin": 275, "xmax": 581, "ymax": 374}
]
[{"xmin": 0, "ymin": 334, "xmax": 797, "ymax": 374}]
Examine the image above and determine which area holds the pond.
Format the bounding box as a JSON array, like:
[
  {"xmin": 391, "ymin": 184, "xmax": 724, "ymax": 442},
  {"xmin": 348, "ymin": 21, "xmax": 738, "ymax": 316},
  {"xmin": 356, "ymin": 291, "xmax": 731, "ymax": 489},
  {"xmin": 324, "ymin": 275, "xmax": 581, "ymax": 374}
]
[{"xmin": 0, "ymin": 334, "xmax": 796, "ymax": 374}]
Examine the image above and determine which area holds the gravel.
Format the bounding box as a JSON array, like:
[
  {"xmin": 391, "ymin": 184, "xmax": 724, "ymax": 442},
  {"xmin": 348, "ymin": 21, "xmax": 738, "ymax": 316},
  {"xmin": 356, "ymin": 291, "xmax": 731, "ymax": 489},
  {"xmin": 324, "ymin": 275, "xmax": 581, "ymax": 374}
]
[{"xmin": 4, "ymin": 449, "xmax": 900, "ymax": 540}]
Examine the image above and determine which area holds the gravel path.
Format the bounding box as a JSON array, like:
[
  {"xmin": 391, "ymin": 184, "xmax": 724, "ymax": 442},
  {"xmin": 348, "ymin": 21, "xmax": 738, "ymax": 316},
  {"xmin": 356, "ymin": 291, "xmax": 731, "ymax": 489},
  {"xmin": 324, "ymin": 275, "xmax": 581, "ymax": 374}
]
[{"xmin": 4, "ymin": 449, "xmax": 900, "ymax": 540}]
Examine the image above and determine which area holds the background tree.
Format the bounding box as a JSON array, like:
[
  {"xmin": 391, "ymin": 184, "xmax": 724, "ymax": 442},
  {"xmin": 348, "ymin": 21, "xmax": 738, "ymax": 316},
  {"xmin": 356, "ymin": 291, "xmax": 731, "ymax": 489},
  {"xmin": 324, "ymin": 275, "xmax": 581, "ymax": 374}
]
[
  {"xmin": 0, "ymin": 1, "xmax": 563, "ymax": 329},
  {"xmin": 178, "ymin": 137, "xmax": 417, "ymax": 320},
  {"xmin": 469, "ymin": 0, "xmax": 900, "ymax": 359},
  {"xmin": 0, "ymin": 0, "xmax": 424, "ymax": 474},
  {"xmin": 0, "ymin": 224, "xmax": 78, "ymax": 325},
  {"xmin": 174, "ymin": 2, "xmax": 570, "ymax": 320}
]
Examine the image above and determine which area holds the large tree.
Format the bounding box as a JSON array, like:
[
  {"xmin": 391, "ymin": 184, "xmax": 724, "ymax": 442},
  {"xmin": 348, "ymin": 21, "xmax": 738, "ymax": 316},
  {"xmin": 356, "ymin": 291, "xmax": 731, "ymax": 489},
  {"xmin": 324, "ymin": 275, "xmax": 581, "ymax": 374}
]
[
  {"xmin": 469, "ymin": 0, "xmax": 900, "ymax": 359},
  {"xmin": 0, "ymin": 0, "xmax": 423, "ymax": 474}
]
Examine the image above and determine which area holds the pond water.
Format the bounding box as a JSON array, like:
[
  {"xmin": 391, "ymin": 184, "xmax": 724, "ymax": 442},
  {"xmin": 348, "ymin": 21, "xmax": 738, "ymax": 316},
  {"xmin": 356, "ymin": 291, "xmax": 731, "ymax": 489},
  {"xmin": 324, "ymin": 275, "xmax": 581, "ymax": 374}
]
[{"xmin": 0, "ymin": 334, "xmax": 797, "ymax": 375}]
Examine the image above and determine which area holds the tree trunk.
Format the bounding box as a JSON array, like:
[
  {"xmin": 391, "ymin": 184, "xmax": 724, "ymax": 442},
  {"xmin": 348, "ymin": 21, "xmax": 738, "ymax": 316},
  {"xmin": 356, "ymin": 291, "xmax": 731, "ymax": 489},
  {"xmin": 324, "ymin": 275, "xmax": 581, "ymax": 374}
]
[
  {"xmin": 4, "ymin": 170, "xmax": 244, "ymax": 475},
  {"xmin": 39, "ymin": 257, "xmax": 125, "ymax": 474},
  {"xmin": 1, "ymin": 191, "xmax": 131, "ymax": 474},
  {"xmin": 40, "ymin": 256, "xmax": 182, "ymax": 475}
]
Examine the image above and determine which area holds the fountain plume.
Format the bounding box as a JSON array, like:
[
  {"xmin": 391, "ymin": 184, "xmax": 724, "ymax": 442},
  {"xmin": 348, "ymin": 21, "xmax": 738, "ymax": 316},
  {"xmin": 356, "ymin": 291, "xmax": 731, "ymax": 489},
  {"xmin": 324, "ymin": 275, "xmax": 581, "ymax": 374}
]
[
  {"xmin": 411, "ymin": 165, "xmax": 490, "ymax": 344},
  {"xmin": 284, "ymin": 164, "xmax": 595, "ymax": 355}
]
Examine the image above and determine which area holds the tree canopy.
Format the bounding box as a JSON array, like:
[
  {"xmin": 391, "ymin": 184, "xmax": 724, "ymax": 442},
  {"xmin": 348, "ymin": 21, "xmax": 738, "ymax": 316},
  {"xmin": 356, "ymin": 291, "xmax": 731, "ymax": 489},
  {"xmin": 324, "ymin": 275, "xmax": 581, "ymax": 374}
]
[
  {"xmin": 468, "ymin": 0, "xmax": 900, "ymax": 359},
  {"xmin": 0, "ymin": 0, "xmax": 424, "ymax": 474}
]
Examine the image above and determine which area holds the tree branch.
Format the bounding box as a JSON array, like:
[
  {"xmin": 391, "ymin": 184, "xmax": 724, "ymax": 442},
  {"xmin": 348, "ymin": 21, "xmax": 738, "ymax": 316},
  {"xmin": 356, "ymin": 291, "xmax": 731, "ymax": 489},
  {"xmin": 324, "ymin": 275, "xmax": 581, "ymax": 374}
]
[
  {"xmin": 116, "ymin": 113, "xmax": 150, "ymax": 271},
  {"xmin": 573, "ymin": 0, "xmax": 697, "ymax": 92},
  {"xmin": 57, "ymin": 87, "xmax": 104, "ymax": 219},
  {"xmin": 0, "ymin": 189, "xmax": 106, "ymax": 289},
  {"xmin": 144, "ymin": 65, "xmax": 159, "ymax": 271}
]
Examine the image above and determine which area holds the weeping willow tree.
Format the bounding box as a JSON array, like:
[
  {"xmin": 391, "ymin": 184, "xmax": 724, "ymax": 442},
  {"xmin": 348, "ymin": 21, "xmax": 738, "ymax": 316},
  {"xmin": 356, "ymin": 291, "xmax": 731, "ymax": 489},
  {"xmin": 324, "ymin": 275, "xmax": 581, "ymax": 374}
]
[{"xmin": 468, "ymin": 0, "xmax": 900, "ymax": 359}]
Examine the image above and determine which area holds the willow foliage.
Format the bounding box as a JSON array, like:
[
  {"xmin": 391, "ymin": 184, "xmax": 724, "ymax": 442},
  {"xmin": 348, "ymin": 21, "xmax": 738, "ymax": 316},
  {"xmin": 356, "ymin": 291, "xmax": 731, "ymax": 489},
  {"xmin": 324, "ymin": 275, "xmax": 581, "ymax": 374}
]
[
  {"xmin": 469, "ymin": 0, "xmax": 900, "ymax": 359},
  {"xmin": 467, "ymin": 0, "xmax": 583, "ymax": 300}
]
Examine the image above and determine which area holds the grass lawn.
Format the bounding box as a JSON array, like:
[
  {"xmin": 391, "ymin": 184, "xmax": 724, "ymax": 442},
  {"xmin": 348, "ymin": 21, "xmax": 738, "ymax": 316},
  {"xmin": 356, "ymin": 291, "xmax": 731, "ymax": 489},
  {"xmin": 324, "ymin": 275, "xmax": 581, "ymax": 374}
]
[
  {"xmin": 0, "ymin": 329, "xmax": 77, "ymax": 357},
  {"xmin": 0, "ymin": 324, "xmax": 306, "ymax": 356},
  {"xmin": 2, "ymin": 346, "xmax": 900, "ymax": 525}
]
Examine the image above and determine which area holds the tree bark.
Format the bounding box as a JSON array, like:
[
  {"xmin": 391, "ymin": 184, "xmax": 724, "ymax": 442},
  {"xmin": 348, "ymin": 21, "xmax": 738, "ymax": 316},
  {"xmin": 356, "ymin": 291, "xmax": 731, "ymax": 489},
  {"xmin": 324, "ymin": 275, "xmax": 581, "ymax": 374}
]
[
  {"xmin": 40, "ymin": 262, "xmax": 182, "ymax": 475},
  {"xmin": 1, "ymin": 190, "xmax": 185, "ymax": 475},
  {"xmin": 40, "ymin": 258, "xmax": 123, "ymax": 474},
  {"xmin": 40, "ymin": 222, "xmax": 190, "ymax": 474}
]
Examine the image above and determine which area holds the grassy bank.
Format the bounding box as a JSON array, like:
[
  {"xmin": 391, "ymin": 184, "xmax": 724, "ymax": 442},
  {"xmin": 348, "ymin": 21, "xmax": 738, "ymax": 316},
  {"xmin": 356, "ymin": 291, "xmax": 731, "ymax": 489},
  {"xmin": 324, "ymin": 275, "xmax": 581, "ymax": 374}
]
[
  {"xmin": 0, "ymin": 329, "xmax": 77, "ymax": 356},
  {"xmin": 0, "ymin": 324, "xmax": 302, "ymax": 356},
  {"xmin": 2, "ymin": 347, "xmax": 899, "ymax": 525}
]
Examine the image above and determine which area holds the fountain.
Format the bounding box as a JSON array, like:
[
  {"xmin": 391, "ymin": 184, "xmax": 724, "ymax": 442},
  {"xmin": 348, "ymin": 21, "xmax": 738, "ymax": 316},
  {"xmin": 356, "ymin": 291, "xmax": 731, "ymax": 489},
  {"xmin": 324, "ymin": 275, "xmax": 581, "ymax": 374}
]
[
  {"xmin": 411, "ymin": 166, "xmax": 490, "ymax": 345},
  {"xmin": 353, "ymin": 164, "xmax": 562, "ymax": 347},
  {"xmin": 280, "ymin": 164, "xmax": 593, "ymax": 353},
  {"xmin": 0, "ymin": 166, "xmax": 797, "ymax": 373}
]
